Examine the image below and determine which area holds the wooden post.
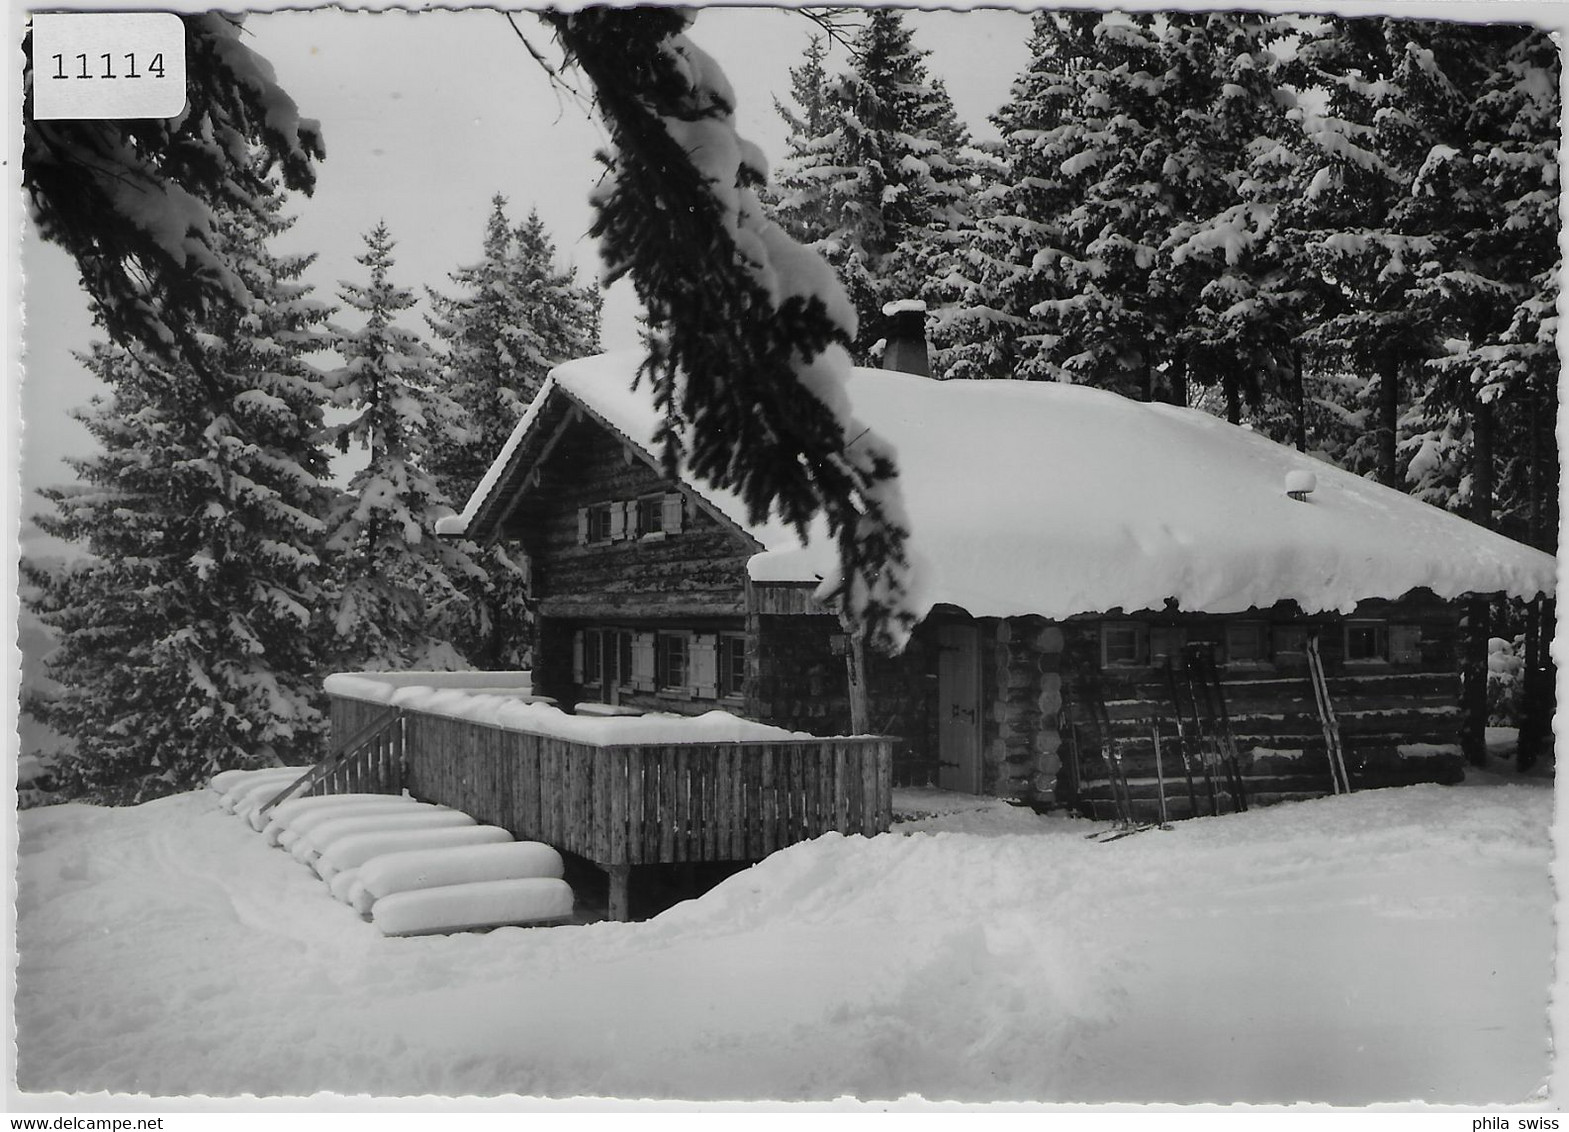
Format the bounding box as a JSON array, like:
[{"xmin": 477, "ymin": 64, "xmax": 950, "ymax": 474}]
[
  {"xmin": 837, "ymin": 605, "xmax": 870, "ymax": 735},
  {"xmin": 607, "ymin": 864, "xmax": 632, "ymax": 922}
]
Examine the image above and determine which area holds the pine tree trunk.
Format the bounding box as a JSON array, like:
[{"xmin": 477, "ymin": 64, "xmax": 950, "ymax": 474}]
[
  {"xmin": 1517, "ymin": 596, "xmax": 1555, "ymax": 771},
  {"xmin": 1223, "ymin": 371, "xmax": 1241, "ymax": 425},
  {"xmin": 1517, "ymin": 382, "xmax": 1558, "ymax": 771},
  {"xmin": 1472, "ymin": 397, "xmax": 1495, "ymax": 530},
  {"xmin": 1528, "ymin": 376, "xmax": 1558, "ymax": 552},
  {"xmin": 1459, "ymin": 596, "xmax": 1491, "ymax": 767},
  {"xmin": 1459, "ymin": 398, "xmax": 1495, "ymax": 767},
  {"xmin": 1376, "ymin": 348, "xmax": 1400, "ymax": 488},
  {"xmin": 1167, "ymin": 346, "xmax": 1187, "ymax": 407},
  {"xmin": 1290, "ymin": 342, "xmax": 1307, "ymax": 452}
]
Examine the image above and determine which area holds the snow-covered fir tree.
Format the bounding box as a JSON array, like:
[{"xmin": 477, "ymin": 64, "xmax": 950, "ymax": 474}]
[
  {"xmin": 985, "ymin": 12, "xmax": 1175, "ymax": 397},
  {"xmin": 1151, "ymin": 12, "xmax": 1304, "ymax": 421},
  {"xmin": 967, "ymin": 12, "xmax": 1303, "ymax": 411},
  {"xmin": 1284, "ymin": 17, "xmax": 1470, "ymax": 488},
  {"xmin": 771, "ymin": 11, "xmax": 975, "ymax": 365},
  {"xmin": 23, "ymin": 188, "xmax": 336, "ymax": 803},
  {"xmin": 324, "ymin": 222, "xmax": 484, "ymax": 672},
  {"xmin": 774, "ymin": 34, "xmax": 833, "ymax": 161},
  {"xmin": 1286, "ymin": 17, "xmax": 1561, "ymax": 765},
  {"xmin": 425, "ymin": 196, "xmax": 602, "ymax": 506},
  {"xmin": 1400, "ymin": 22, "xmax": 1558, "ymax": 548}
]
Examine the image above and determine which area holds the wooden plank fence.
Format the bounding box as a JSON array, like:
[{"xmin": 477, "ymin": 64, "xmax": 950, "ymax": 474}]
[{"xmin": 324, "ymin": 692, "xmax": 895, "ymax": 918}]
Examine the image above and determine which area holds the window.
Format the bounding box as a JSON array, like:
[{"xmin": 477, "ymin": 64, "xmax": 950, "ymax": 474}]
[
  {"xmin": 1390, "ymin": 624, "xmax": 1422, "ymax": 664},
  {"xmin": 1149, "ymin": 626, "xmax": 1186, "ymax": 665},
  {"xmin": 1225, "ymin": 621, "xmax": 1269, "ymax": 663},
  {"xmin": 1273, "ymin": 625, "xmax": 1309, "ymax": 658},
  {"xmin": 657, "ymin": 632, "xmax": 690, "ymax": 691},
  {"xmin": 584, "ymin": 503, "xmax": 614, "ymax": 544},
  {"xmin": 1344, "ymin": 621, "xmax": 1389, "ymax": 662},
  {"xmin": 636, "ymin": 495, "xmax": 665, "ymax": 538},
  {"xmin": 582, "ymin": 629, "xmax": 604, "ymax": 686},
  {"xmin": 1101, "ymin": 622, "xmax": 1148, "ymax": 667},
  {"xmin": 719, "ymin": 634, "xmax": 747, "ymax": 699}
]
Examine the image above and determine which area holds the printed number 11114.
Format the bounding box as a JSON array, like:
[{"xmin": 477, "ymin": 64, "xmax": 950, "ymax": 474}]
[{"xmin": 51, "ymin": 52, "xmax": 167, "ymax": 81}]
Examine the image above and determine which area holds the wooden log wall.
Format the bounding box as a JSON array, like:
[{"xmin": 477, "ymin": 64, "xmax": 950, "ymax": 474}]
[
  {"xmin": 392, "ymin": 708, "xmax": 894, "ymax": 868},
  {"xmin": 511, "ymin": 415, "xmax": 755, "ymax": 623},
  {"xmin": 1058, "ymin": 600, "xmax": 1466, "ymax": 821}
]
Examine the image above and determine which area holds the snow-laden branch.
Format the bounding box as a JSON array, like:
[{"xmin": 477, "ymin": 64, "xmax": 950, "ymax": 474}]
[{"xmin": 546, "ymin": 8, "xmax": 916, "ymax": 653}]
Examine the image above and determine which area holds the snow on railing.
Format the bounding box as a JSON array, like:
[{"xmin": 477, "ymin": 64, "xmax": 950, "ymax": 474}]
[{"xmin": 325, "ymin": 670, "xmax": 814, "ymax": 747}]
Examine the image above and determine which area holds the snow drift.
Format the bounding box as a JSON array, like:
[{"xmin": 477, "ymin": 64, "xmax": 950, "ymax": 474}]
[{"xmin": 14, "ymin": 774, "xmax": 1553, "ymax": 1103}]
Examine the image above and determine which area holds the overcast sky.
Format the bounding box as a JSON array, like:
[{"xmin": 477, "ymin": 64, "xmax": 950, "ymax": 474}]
[{"xmin": 16, "ymin": 6, "xmax": 1035, "ymax": 557}]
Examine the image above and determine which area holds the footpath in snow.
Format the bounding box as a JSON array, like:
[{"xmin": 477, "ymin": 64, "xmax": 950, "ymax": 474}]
[{"xmin": 13, "ymin": 768, "xmax": 1556, "ymax": 1105}]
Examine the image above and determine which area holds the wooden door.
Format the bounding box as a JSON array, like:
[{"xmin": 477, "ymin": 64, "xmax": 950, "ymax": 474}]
[{"xmin": 937, "ymin": 623, "xmax": 982, "ymax": 793}]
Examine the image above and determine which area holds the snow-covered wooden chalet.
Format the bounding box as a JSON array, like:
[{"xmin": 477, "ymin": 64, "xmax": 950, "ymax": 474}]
[{"xmin": 437, "ymin": 334, "xmax": 1555, "ymax": 819}]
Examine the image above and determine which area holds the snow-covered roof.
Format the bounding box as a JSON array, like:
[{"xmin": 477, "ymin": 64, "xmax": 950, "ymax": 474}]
[{"xmin": 441, "ymin": 350, "xmax": 1556, "ymax": 622}]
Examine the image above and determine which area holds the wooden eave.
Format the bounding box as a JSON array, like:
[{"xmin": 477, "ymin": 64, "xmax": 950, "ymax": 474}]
[
  {"xmin": 461, "ymin": 392, "xmax": 579, "ymax": 545},
  {"xmin": 462, "ymin": 384, "xmax": 768, "ymax": 559}
]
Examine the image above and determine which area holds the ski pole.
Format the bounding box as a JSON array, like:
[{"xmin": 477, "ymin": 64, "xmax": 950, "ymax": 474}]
[
  {"xmin": 1151, "ymin": 719, "xmax": 1172, "ymax": 829},
  {"xmin": 1200, "ymin": 648, "xmax": 1248, "ymax": 813},
  {"xmin": 1163, "ymin": 658, "xmax": 1202, "ymax": 818}
]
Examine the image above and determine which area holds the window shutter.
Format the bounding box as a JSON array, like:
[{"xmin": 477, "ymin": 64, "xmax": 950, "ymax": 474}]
[
  {"xmin": 576, "ymin": 508, "xmax": 589, "ymax": 546},
  {"xmin": 691, "ymin": 633, "xmax": 718, "ymax": 698},
  {"xmin": 663, "ymin": 492, "xmax": 685, "ymax": 534},
  {"xmin": 1390, "ymin": 624, "xmax": 1422, "ymax": 664},
  {"xmin": 572, "ymin": 631, "xmax": 584, "ymax": 683},
  {"xmin": 1150, "ymin": 627, "xmax": 1184, "ymax": 664},
  {"xmin": 609, "ymin": 502, "xmax": 627, "ymax": 541},
  {"xmin": 632, "ymin": 632, "xmax": 656, "ymax": 691}
]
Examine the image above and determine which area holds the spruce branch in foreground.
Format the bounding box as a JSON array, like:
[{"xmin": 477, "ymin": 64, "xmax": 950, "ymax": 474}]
[{"xmin": 544, "ymin": 7, "xmax": 915, "ymax": 653}]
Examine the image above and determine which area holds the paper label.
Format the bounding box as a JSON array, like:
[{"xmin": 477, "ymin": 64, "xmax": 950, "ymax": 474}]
[{"xmin": 31, "ymin": 12, "xmax": 187, "ymax": 121}]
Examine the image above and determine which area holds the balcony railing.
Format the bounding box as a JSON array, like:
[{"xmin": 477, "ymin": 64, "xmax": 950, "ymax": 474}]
[{"xmin": 324, "ymin": 674, "xmax": 894, "ymax": 918}]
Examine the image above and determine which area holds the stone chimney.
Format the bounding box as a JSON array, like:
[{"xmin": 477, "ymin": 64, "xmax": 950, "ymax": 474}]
[{"xmin": 880, "ymin": 299, "xmax": 930, "ymax": 377}]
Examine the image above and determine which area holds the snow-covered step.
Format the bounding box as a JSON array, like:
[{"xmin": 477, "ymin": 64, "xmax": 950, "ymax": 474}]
[
  {"xmin": 251, "ymin": 790, "xmax": 408, "ymax": 833},
  {"xmin": 275, "ymin": 800, "xmax": 453, "ymax": 852},
  {"xmin": 261, "ymin": 794, "xmax": 428, "ymax": 842},
  {"xmin": 273, "ymin": 805, "xmax": 446, "ymax": 849},
  {"xmin": 291, "ymin": 809, "xmax": 478, "ymax": 871},
  {"xmin": 315, "ymin": 825, "xmax": 514, "ymax": 883},
  {"xmin": 372, "ymin": 878, "xmax": 575, "ymax": 937},
  {"xmin": 210, "ymin": 766, "xmax": 307, "ymax": 797},
  {"xmin": 349, "ymin": 842, "xmax": 566, "ymax": 916},
  {"xmin": 212, "ymin": 768, "xmax": 312, "ymax": 814},
  {"xmin": 214, "ymin": 768, "xmax": 576, "ymax": 934}
]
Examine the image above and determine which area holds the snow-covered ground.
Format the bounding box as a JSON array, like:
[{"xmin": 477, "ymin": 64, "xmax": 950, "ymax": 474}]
[{"xmin": 13, "ymin": 766, "xmax": 1556, "ymax": 1106}]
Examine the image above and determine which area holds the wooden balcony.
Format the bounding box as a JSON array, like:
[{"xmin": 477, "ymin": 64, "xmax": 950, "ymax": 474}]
[{"xmin": 322, "ymin": 675, "xmax": 894, "ymax": 919}]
